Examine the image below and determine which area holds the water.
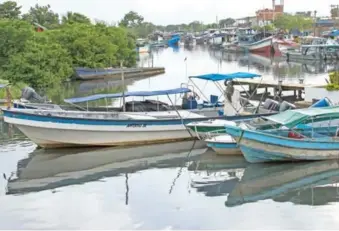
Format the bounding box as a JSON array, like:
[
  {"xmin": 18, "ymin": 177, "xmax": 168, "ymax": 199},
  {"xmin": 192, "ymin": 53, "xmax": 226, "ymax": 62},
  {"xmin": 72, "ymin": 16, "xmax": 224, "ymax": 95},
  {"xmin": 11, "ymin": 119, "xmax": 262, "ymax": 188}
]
[{"xmin": 1, "ymin": 46, "xmax": 339, "ymax": 229}]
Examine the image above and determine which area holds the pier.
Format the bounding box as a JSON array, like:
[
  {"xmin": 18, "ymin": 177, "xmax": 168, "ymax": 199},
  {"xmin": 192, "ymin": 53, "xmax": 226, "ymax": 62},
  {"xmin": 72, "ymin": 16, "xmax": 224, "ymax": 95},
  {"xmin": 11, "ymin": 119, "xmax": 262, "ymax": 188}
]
[{"xmin": 234, "ymin": 78, "xmax": 326, "ymax": 99}]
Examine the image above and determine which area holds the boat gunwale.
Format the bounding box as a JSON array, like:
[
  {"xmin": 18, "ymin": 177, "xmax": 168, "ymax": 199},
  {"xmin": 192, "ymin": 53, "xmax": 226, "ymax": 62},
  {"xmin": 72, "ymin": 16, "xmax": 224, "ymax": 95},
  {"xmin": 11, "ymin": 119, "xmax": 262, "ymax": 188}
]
[
  {"xmin": 2, "ymin": 109, "xmax": 276, "ymax": 124},
  {"xmin": 226, "ymin": 125, "xmax": 339, "ymax": 148}
]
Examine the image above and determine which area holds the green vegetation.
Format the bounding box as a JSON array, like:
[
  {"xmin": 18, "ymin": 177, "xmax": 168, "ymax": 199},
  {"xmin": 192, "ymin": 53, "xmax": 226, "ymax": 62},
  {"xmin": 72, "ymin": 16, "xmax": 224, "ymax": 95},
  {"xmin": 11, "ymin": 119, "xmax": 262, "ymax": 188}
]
[
  {"xmin": 0, "ymin": 80, "xmax": 26, "ymax": 99},
  {"xmin": 0, "ymin": 1, "xmax": 136, "ymax": 90},
  {"xmin": 253, "ymin": 24, "xmax": 276, "ymax": 32},
  {"xmin": 273, "ymin": 14, "xmax": 313, "ymax": 32},
  {"xmin": 326, "ymin": 71, "xmax": 339, "ymax": 91}
]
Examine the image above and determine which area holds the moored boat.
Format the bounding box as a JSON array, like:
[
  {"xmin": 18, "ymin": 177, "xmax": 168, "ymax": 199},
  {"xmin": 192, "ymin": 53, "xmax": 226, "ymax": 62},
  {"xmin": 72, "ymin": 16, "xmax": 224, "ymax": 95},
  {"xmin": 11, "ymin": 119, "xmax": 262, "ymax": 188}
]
[
  {"xmin": 225, "ymin": 106, "xmax": 339, "ymax": 163},
  {"xmin": 205, "ymin": 134, "xmax": 241, "ymax": 155},
  {"xmin": 187, "ymin": 97, "xmax": 332, "ymax": 141},
  {"xmin": 2, "ymin": 88, "xmax": 206, "ymax": 148},
  {"xmin": 239, "ymin": 36, "xmax": 274, "ymax": 55},
  {"xmin": 136, "ymin": 45, "xmax": 150, "ymax": 53},
  {"xmin": 2, "ymin": 86, "xmax": 257, "ymax": 149},
  {"xmin": 74, "ymin": 67, "xmax": 165, "ymax": 81}
]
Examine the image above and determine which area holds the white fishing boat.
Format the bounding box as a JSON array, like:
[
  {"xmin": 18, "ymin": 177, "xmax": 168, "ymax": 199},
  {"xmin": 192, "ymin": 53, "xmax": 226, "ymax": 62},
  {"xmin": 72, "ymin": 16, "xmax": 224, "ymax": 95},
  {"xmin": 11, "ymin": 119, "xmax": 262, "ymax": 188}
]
[
  {"xmin": 1, "ymin": 88, "xmax": 206, "ymax": 148},
  {"xmin": 2, "ymin": 85, "xmax": 252, "ymax": 148}
]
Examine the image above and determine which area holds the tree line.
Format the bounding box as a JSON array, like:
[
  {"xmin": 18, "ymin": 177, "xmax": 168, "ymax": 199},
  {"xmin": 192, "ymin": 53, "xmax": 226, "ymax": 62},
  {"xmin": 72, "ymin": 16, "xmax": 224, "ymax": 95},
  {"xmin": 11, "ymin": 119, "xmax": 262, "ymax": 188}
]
[
  {"xmin": 0, "ymin": 1, "xmax": 136, "ymax": 90},
  {"xmin": 118, "ymin": 11, "xmax": 237, "ymax": 38},
  {"xmin": 119, "ymin": 10, "xmax": 319, "ymax": 39}
]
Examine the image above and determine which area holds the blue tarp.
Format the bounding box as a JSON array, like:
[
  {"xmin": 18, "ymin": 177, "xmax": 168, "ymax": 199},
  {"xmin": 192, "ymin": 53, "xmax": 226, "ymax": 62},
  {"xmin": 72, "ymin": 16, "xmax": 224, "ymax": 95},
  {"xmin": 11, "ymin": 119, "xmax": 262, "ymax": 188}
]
[
  {"xmin": 329, "ymin": 30, "xmax": 339, "ymax": 37},
  {"xmin": 64, "ymin": 87, "xmax": 191, "ymax": 104},
  {"xmin": 189, "ymin": 72, "xmax": 261, "ymax": 81}
]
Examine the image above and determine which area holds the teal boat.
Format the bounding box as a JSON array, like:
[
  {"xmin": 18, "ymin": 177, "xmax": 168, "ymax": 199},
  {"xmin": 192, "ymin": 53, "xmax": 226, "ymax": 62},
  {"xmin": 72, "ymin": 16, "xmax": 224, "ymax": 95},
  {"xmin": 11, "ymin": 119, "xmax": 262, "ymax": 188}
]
[
  {"xmin": 188, "ymin": 97, "xmax": 332, "ymax": 139},
  {"xmin": 225, "ymin": 106, "xmax": 339, "ymax": 163}
]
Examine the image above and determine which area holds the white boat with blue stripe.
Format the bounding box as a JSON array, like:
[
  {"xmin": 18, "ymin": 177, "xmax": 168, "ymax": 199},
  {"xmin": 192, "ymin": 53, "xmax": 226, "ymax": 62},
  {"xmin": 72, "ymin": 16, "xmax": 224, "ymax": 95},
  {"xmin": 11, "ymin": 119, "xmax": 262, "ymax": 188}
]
[
  {"xmin": 2, "ymin": 87, "xmax": 256, "ymax": 148},
  {"xmin": 224, "ymin": 106, "xmax": 339, "ymax": 163}
]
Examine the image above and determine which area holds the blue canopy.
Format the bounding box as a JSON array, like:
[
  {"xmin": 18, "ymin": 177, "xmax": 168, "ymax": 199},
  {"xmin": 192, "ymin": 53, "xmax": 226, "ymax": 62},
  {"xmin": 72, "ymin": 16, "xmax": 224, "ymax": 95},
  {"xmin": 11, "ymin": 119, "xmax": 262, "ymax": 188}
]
[
  {"xmin": 64, "ymin": 87, "xmax": 191, "ymax": 104},
  {"xmin": 189, "ymin": 72, "xmax": 261, "ymax": 81}
]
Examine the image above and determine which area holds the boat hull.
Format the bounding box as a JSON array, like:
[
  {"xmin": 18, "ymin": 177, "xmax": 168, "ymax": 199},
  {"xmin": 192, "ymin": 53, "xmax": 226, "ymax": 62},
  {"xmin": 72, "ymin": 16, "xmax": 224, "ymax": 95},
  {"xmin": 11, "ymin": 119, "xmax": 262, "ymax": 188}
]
[
  {"xmin": 6, "ymin": 117, "xmax": 195, "ymax": 148},
  {"xmin": 74, "ymin": 67, "xmax": 165, "ymax": 81},
  {"xmin": 207, "ymin": 142, "xmax": 241, "ymax": 155},
  {"xmin": 240, "ymin": 37, "xmax": 273, "ymax": 56},
  {"xmin": 205, "ymin": 134, "xmax": 241, "ymax": 155},
  {"xmin": 4, "ymin": 112, "xmax": 198, "ymax": 148},
  {"xmin": 238, "ymin": 138, "xmax": 339, "ymax": 163},
  {"xmin": 225, "ymin": 125, "xmax": 339, "ymax": 163}
]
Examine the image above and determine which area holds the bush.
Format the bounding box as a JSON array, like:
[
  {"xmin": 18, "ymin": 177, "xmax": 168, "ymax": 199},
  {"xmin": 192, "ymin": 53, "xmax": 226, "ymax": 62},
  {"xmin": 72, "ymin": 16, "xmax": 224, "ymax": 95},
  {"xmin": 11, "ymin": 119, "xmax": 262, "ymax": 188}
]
[{"xmin": 326, "ymin": 71, "xmax": 339, "ymax": 91}]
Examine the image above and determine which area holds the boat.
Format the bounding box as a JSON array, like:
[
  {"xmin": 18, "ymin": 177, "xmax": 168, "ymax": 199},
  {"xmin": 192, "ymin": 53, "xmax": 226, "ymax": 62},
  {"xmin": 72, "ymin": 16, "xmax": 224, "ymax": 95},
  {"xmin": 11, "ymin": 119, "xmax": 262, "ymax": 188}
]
[
  {"xmin": 199, "ymin": 98, "xmax": 334, "ymax": 156},
  {"xmin": 184, "ymin": 34, "xmax": 196, "ymax": 47},
  {"xmin": 136, "ymin": 38, "xmax": 147, "ymax": 46},
  {"xmin": 226, "ymin": 160, "xmax": 339, "ymax": 207},
  {"xmin": 239, "ymin": 36, "xmax": 274, "ymax": 55},
  {"xmin": 1, "ymin": 88, "xmax": 204, "ymax": 148},
  {"xmin": 73, "ymin": 67, "xmax": 165, "ymax": 81},
  {"xmin": 208, "ymin": 32, "xmax": 227, "ymax": 49},
  {"xmin": 2, "ymin": 86, "xmax": 258, "ymax": 148},
  {"xmin": 224, "ymin": 106, "xmax": 339, "ymax": 163},
  {"xmin": 136, "ymin": 44, "xmax": 150, "ymax": 53},
  {"xmin": 281, "ymin": 37, "xmax": 339, "ymax": 61},
  {"xmin": 167, "ymin": 34, "xmax": 180, "ymax": 46},
  {"xmin": 187, "ymin": 97, "xmax": 332, "ymax": 139},
  {"xmin": 205, "ymin": 134, "xmax": 242, "ymax": 155},
  {"xmin": 282, "ymin": 44, "xmax": 339, "ymax": 61}
]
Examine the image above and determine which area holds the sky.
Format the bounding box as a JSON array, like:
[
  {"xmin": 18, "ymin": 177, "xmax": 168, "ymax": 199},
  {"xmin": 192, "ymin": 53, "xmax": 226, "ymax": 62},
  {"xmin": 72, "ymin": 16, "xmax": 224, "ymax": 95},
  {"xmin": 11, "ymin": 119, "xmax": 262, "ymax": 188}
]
[{"xmin": 14, "ymin": 0, "xmax": 339, "ymax": 25}]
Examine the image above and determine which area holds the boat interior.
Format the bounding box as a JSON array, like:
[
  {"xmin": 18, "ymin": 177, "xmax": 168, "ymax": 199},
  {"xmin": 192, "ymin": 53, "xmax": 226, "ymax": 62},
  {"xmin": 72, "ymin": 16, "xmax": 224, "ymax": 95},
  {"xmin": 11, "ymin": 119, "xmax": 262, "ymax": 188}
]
[
  {"xmin": 240, "ymin": 97, "xmax": 297, "ymax": 114},
  {"xmin": 254, "ymin": 126, "xmax": 339, "ymax": 141}
]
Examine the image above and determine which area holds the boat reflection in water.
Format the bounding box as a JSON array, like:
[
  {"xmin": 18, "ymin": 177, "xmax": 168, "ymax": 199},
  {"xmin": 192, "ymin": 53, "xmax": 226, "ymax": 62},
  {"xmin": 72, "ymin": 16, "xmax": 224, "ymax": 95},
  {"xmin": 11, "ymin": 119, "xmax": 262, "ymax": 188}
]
[
  {"xmin": 226, "ymin": 160, "xmax": 339, "ymax": 207},
  {"xmin": 6, "ymin": 141, "xmax": 208, "ymax": 195},
  {"xmin": 188, "ymin": 153, "xmax": 248, "ymax": 197}
]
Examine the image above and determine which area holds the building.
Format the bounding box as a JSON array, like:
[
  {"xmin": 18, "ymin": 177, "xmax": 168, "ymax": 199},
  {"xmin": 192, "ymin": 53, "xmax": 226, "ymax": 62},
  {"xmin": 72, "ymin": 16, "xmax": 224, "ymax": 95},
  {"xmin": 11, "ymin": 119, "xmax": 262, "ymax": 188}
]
[
  {"xmin": 234, "ymin": 16, "xmax": 258, "ymax": 27},
  {"xmin": 256, "ymin": 0, "xmax": 284, "ymax": 26},
  {"xmin": 33, "ymin": 22, "xmax": 47, "ymax": 32}
]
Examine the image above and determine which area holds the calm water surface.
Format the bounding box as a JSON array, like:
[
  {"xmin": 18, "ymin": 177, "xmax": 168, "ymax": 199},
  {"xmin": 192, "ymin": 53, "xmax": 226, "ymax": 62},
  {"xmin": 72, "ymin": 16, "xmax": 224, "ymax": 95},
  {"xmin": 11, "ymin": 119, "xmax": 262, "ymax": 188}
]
[{"xmin": 1, "ymin": 47, "xmax": 339, "ymax": 229}]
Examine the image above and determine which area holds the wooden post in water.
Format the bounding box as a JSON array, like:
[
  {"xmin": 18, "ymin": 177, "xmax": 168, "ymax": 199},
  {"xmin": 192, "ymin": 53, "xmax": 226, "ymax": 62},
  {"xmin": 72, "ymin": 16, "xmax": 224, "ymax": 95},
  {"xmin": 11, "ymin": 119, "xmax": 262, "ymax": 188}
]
[{"xmin": 120, "ymin": 61, "xmax": 126, "ymax": 112}]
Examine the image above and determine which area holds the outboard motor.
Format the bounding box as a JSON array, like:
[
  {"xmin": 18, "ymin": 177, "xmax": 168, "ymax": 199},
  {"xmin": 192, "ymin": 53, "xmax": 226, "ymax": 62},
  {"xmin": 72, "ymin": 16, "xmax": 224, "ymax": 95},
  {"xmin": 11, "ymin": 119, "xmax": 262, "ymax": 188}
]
[
  {"xmin": 279, "ymin": 101, "xmax": 297, "ymax": 112},
  {"xmin": 263, "ymin": 98, "xmax": 280, "ymax": 111},
  {"xmin": 21, "ymin": 87, "xmax": 48, "ymax": 103}
]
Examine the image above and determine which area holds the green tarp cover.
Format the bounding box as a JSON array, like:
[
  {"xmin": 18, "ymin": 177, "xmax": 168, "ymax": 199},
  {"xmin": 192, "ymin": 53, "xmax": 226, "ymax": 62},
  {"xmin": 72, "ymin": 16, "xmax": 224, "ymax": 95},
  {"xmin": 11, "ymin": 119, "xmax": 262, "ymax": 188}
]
[{"xmin": 262, "ymin": 106, "xmax": 339, "ymax": 128}]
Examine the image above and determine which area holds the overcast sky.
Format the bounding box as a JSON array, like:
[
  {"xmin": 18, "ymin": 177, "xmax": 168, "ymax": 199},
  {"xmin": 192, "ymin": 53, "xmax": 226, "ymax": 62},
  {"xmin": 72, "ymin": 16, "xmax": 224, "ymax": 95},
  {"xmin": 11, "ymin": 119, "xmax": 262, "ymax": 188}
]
[{"xmin": 14, "ymin": 0, "xmax": 339, "ymax": 25}]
